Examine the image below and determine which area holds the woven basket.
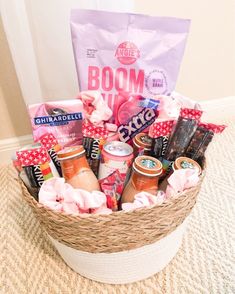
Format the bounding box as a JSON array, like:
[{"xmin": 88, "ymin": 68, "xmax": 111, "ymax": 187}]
[{"xmin": 20, "ymin": 171, "xmax": 205, "ymax": 254}]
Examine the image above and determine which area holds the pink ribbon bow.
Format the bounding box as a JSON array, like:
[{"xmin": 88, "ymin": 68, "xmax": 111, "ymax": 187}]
[
  {"xmin": 77, "ymin": 91, "xmax": 112, "ymax": 126},
  {"xmin": 122, "ymin": 191, "xmax": 166, "ymax": 212},
  {"xmin": 165, "ymin": 169, "xmax": 200, "ymax": 198}
]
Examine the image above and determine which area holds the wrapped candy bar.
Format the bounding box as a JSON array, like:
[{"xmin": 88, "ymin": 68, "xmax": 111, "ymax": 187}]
[
  {"xmin": 149, "ymin": 120, "xmax": 174, "ymax": 160},
  {"xmin": 82, "ymin": 122, "xmax": 108, "ymax": 176},
  {"xmin": 16, "ymin": 145, "xmax": 55, "ymax": 187},
  {"xmin": 99, "ymin": 170, "xmax": 126, "ymax": 211},
  {"xmin": 77, "ymin": 91, "xmax": 116, "ymax": 176},
  {"xmin": 185, "ymin": 122, "xmax": 226, "ymax": 165},
  {"xmin": 19, "ymin": 169, "xmax": 39, "ymax": 198},
  {"xmin": 16, "ymin": 144, "xmax": 58, "ymax": 199},
  {"xmin": 39, "ymin": 133, "xmax": 62, "ymax": 177},
  {"xmin": 162, "ymin": 108, "xmax": 203, "ymax": 171},
  {"xmin": 11, "ymin": 153, "xmax": 39, "ymax": 198}
]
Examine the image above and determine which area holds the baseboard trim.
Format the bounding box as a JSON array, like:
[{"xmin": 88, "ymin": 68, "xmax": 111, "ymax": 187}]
[{"xmin": 0, "ymin": 134, "xmax": 33, "ymax": 164}]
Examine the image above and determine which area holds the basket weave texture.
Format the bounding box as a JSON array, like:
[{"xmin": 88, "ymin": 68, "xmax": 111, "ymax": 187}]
[{"xmin": 20, "ymin": 172, "xmax": 205, "ymax": 253}]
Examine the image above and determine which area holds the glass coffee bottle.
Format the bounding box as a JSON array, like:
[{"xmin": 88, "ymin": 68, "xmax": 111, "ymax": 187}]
[
  {"xmin": 58, "ymin": 146, "xmax": 100, "ymax": 192},
  {"xmin": 121, "ymin": 155, "xmax": 162, "ymax": 203}
]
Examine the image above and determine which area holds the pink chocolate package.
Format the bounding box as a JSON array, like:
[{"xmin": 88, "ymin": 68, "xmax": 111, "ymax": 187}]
[
  {"xmin": 70, "ymin": 9, "xmax": 190, "ymax": 121},
  {"xmin": 28, "ymin": 100, "xmax": 84, "ymax": 147}
]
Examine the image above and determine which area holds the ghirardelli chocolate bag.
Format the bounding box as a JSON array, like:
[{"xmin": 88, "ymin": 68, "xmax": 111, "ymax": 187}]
[
  {"xmin": 70, "ymin": 9, "xmax": 190, "ymax": 122},
  {"xmin": 28, "ymin": 100, "xmax": 84, "ymax": 148}
]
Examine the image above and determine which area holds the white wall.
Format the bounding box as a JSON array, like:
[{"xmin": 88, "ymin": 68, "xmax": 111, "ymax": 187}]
[{"xmin": 135, "ymin": 0, "xmax": 235, "ymax": 100}]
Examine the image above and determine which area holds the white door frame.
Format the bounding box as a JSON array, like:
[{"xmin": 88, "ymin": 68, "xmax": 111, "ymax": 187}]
[{"xmin": 0, "ymin": 0, "xmax": 43, "ymax": 104}]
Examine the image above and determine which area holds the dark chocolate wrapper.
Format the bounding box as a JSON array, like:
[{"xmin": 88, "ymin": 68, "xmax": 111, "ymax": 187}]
[
  {"xmin": 83, "ymin": 136, "xmax": 104, "ymax": 176},
  {"xmin": 164, "ymin": 117, "xmax": 198, "ymax": 161},
  {"xmin": 19, "ymin": 170, "xmax": 39, "ymax": 199},
  {"xmin": 185, "ymin": 126, "xmax": 214, "ymax": 163},
  {"xmin": 23, "ymin": 165, "xmax": 44, "ymax": 188},
  {"xmin": 151, "ymin": 135, "xmax": 169, "ymax": 159}
]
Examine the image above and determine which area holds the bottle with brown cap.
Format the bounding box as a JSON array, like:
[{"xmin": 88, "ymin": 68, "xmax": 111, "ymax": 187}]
[
  {"xmin": 173, "ymin": 156, "xmax": 202, "ymax": 175},
  {"xmin": 158, "ymin": 156, "xmax": 202, "ymax": 192},
  {"xmin": 121, "ymin": 155, "xmax": 162, "ymax": 203},
  {"xmin": 133, "ymin": 133, "xmax": 152, "ymax": 157},
  {"xmin": 58, "ymin": 146, "xmax": 100, "ymax": 192}
]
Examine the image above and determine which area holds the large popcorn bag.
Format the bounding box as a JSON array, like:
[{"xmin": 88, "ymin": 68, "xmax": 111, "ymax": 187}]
[{"xmin": 70, "ymin": 9, "xmax": 190, "ymax": 118}]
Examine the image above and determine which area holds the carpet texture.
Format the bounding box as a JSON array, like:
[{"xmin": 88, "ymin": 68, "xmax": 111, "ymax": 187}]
[{"xmin": 0, "ymin": 117, "xmax": 235, "ymax": 294}]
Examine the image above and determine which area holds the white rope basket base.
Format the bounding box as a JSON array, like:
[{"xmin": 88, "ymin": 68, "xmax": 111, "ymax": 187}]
[{"xmin": 49, "ymin": 217, "xmax": 189, "ymax": 284}]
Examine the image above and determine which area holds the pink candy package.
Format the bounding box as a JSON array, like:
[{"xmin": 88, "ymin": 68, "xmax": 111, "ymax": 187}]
[
  {"xmin": 28, "ymin": 100, "xmax": 84, "ymax": 147},
  {"xmin": 70, "ymin": 9, "xmax": 190, "ymax": 120}
]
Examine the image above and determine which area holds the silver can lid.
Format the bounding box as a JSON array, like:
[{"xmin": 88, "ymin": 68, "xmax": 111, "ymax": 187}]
[{"xmin": 104, "ymin": 141, "xmax": 133, "ymax": 157}]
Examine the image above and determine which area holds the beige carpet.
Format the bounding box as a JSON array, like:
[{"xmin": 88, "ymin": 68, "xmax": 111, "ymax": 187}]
[{"xmin": 0, "ymin": 116, "xmax": 235, "ymax": 294}]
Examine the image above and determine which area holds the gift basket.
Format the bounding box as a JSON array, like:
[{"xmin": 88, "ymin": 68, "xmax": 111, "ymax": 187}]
[{"xmin": 14, "ymin": 9, "xmax": 227, "ymax": 284}]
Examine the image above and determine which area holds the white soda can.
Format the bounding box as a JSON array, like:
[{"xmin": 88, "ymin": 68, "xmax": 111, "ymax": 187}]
[{"xmin": 98, "ymin": 141, "xmax": 133, "ymax": 180}]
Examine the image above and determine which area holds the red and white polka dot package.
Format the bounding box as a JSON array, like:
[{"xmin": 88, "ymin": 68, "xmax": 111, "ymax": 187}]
[
  {"xmin": 82, "ymin": 122, "xmax": 109, "ymax": 140},
  {"xmin": 149, "ymin": 120, "xmax": 175, "ymax": 138},
  {"xmin": 179, "ymin": 108, "xmax": 203, "ymax": 121},
  {"xmin": 198, "ymin": 122, "xmax": 226, "ymax": 134}
]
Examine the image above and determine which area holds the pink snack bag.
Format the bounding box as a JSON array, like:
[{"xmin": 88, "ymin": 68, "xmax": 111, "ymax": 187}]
[
  {"xmin": 28, "ymin": 100, "xmax": 84, "ymax": 147},
  {"xmin": 70, "ymin": 9, "xmax": 190, "ymax": 121}
]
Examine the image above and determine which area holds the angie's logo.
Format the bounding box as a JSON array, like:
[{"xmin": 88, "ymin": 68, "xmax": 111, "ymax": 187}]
[{"xmin": 115, "ymin": 42, "xmax": 140, "ymax": 65}]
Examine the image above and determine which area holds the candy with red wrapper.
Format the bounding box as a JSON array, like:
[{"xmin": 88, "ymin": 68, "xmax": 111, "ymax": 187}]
[
  {"xmin": 185, "ymin": 122, "xmax": 227, "ymax": 164},
  {"xmin": 149, "ymin": 120, "xmax": 175, "ymax": 159},
  {"xmin": 196, "ymin": 122, "xmax": 227, "ymax": 134},
  {"xmin": 83, "ymin": 122, "xmax": 109, "ymax": 139},
  {"xmin": 17, "ymin": 145, "xmax": 54, "ymax": 189},
  {"xmin": 99, "ymin": 170, "xmax": 126, "ymax": 211},
  {"xmin": 39, "ymin": 133, "xmax": 62, "ymax": 176}
]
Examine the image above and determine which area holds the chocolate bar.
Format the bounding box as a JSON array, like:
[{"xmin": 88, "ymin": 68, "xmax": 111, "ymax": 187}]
[{"xmin": 185, "ymin": 122, "xmax": 226, "ymax": 164}]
